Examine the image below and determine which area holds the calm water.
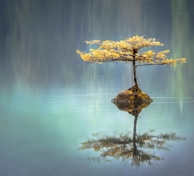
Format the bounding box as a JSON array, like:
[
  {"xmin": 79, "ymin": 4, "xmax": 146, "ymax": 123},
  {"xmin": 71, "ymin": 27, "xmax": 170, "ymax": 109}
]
[
  {"xmin": 1, "ymin": 0, "xmax": 194, "ymax": 175},
  {"xmin": 0, "ymin": 86, "xmax": 194, "ymax": 176}
]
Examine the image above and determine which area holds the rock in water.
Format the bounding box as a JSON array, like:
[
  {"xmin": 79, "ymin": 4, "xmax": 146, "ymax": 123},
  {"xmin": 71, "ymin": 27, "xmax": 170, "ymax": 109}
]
[{"xmin": 112, "ymin": 86, "xmax": 153, "ymax": 115}]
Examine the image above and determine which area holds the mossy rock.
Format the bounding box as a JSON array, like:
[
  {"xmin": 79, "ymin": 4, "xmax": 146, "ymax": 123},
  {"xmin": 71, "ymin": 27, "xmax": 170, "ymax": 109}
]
[{"xmin": 112, "ymin": 86, "xmax": 152, "ymax": 115}]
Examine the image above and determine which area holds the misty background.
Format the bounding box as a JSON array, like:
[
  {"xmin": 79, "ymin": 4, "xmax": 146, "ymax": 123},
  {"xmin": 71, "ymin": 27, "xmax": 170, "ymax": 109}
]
[
  {"xmin": 0, "ymin": 1, "xmax": 194, "ymax": 176},
  {"xmin": 0, "ymin": 0, "xmax": 193, "ymax": 96}
]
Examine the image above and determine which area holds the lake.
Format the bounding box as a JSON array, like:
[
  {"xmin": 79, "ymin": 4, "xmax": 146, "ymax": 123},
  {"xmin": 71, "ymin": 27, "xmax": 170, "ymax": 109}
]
[{"xmin": 0, "ymin": 86, "xmax": 193, "ymax": 176}]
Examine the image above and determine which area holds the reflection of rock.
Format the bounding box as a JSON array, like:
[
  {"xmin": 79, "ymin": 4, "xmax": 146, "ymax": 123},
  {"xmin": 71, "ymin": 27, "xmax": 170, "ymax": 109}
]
[
  {"xmin": 78, "ymin": 85, "xmax": 186, "ymax": 166},
  {"xmin": 112, "ymin": 85, "xmax": 153, "ymax": 116}
]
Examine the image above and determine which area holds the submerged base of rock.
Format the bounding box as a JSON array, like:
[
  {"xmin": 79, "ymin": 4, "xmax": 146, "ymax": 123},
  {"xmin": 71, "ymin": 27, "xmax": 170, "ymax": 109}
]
[{"xmin": 112, "ymin": 86, "xmax": 153, "ymax": 115}]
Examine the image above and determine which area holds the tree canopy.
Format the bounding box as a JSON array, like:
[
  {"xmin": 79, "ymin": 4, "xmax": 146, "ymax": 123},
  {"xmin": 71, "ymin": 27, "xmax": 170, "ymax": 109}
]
[{"xmin": 76, "ymin": 35, "xmax": 186, "ymax": 66}]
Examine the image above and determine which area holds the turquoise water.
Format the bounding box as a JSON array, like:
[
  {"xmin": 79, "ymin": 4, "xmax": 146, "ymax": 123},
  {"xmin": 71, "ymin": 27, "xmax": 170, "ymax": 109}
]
[
  {"xmin": 0, "ymin": 86, "xmax": 194, "ymax": 176},
  {"xmin": 0, "ymin": 0, "xmax": 194, "ymax": 175}
]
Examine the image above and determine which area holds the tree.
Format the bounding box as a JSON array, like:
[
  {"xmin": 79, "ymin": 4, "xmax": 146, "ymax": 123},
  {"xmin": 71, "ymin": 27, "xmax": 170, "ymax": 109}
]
[
  {"xmin": 76, "ymin": 35, "xmax": 186, "ymax": 89},
  {"xmin": 76, "ymin": 36, "xmax": 187, "ymax": 165}
]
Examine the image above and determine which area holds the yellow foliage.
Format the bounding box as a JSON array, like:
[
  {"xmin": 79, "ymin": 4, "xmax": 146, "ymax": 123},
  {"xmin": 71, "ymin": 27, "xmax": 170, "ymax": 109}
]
[
  {"xmin": 117, "ymin": 40, "xmax": 132, "ymax": 51},
  {"xmin": 141, "ymin": 50, "xmax": 155, "ymax": 58},
  {"xmin": 179, "ymin": 58, "xmax": 187, "ymax": 63},
  {"xmin": 155, "ymin": 50, "xmax": 170, "ymax": 59},
  {"xmin": 76, "ymin": 50, "xmax": 93, "ymax": 61},
  {"xmin": 76, "ymin": 35, "xmax": 187, "ymax": 66},
  {"xmin": 126, "ymin": 35, "xmax": 163, "ymax": 50},
  {"xmin": 85, "ymin": 40, "xmax": 101, "ymax": 44}
]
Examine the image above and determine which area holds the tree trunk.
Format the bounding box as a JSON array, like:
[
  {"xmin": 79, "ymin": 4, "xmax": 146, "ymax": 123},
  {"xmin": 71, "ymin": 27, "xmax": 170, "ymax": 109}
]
[
  {"xmin": 133, "ymin": 115, "xmax": 138, "ymax": 145},
  {"xmin": 132, "ymin": 49, "xmax": 138, "ymax": 91},
  {"xmin": 132, "ymin": 115, "xmax": 139, "ymax": 159}
]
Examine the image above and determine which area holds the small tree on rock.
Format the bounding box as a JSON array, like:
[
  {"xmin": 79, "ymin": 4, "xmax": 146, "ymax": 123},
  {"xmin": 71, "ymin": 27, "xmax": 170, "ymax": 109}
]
[{"xmin": 76, "ymin": 35, "xmax": 186, "ymax": 90}]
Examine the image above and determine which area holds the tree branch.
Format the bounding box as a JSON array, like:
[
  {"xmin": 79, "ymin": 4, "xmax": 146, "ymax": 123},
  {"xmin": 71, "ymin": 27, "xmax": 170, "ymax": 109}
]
[{"xmin": 136, "ymin": 63, "xmax": 167, "ymax": 68}]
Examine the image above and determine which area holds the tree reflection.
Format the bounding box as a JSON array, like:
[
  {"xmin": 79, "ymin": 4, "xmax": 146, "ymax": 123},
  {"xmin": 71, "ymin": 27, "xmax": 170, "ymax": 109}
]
[{"xmin": 79, "ymin": 87, "xmax": 186, "ymax": 166}]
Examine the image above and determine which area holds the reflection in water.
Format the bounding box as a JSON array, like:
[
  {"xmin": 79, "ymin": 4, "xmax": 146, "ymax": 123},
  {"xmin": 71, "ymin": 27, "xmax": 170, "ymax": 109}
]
[
  {"xmin": 79, "ymin": 87, "xmax": 186, "ymax": 166},
  {"xmin": 112, "ymin": 85, "xmax": 152, "ymax": 116}
]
